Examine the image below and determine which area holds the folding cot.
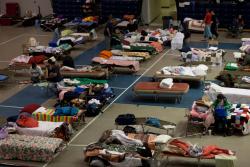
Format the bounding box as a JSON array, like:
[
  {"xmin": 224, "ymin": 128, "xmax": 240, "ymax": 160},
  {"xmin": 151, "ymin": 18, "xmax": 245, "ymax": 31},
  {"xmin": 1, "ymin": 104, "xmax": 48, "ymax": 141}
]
[
  {"xmin": 61, "ymin": 68, "xmax": 108, "ymax": 79},
  {"xmin": 0, "ymin": 134, "xmax": 63, "ymax": 162},
  {"xmin": 154, "ymin": 73, "xmax": 205, "ymax": 83},
  {"xmin": 32, "ymin": 108, "xmax": 85, "ymax": 126},
  {"xmin": 133, "ymin": 82, "xmax": 189, "ymax": 103},
  {"xmin": 92, "ymin": 57, "xmax": 140, "ymax": 73},
  {"xmin": 115, "ymin": 117, "xmax": 176, "ymax": 135}
]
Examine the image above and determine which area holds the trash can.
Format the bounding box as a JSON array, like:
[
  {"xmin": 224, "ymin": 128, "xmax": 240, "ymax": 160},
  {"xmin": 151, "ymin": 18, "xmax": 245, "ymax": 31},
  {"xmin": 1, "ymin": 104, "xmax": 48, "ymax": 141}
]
[{"xmin": 162, "ymin": 16, "xmax": 173, "ymax": 29}]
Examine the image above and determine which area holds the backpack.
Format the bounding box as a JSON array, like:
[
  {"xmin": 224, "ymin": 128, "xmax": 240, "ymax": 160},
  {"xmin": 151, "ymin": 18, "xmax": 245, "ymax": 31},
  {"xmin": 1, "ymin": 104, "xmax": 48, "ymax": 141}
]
[
  {"xmin": 115, "ymin": 114, "xmax": 136, "ymax": 125},
  {"xmin": 123, "ymin": 125, "xmax": 136, "ymax": 134},
  {"xmin": 85, "ymin": 103, "xmax": 101, "ymax": 117}
]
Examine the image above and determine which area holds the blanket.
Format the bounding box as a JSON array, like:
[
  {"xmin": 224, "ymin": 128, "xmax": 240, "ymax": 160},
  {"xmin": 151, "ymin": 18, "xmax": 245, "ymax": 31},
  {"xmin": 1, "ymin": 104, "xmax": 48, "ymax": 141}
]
[
  {"xmin": 0, "ymin": 134, "xmax": 63, "ymax": 162},
  {"xmin": 92, "ymin": 57, "xmax": 140, "ymax": 71}
]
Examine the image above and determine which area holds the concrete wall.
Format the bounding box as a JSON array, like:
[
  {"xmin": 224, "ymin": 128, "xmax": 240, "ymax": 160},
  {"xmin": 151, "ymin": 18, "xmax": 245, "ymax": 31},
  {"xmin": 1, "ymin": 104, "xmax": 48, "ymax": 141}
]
[
  {"xmin": 0, "ymin": 0, "xmax": 53, "ymax": 17},
  {"xmin": 161, "ymin": 0, "xmax": 176, "ymax": 7},
  {"xmin": 142, "ymin": 0, "xmax": 161, "ymax": 24}
]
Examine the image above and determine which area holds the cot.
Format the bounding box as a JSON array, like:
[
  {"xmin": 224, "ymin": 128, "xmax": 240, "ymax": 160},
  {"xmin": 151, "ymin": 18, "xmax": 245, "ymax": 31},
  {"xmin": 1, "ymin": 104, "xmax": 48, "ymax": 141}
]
[
  {"xmin": 0, "ymin": 134, "xmax": 63, "ymax": 162},
  {"xmin": 92, "ymin": 57, "xmax": 140, "ymax": 73},
  {"xmin": 115, "ymin": 117, "xmax": 176, "ymax": 135},
  {"xmin": 16, "ymin": 121, "xmax": 70, "ymax": 140},
  {"xmin": 153, "ymin": 65, "xmax": 207, "ymax": 82},
  {"xmin": 32, "ymin": 108, "xmax": 85, "ymax": 125},
  {"xmin": 205, "ymin": 82, "xmax": 250, "ymax": 104},
  {"xmin": 133, "ymin": 82, "xmax": 189, "ymax": 103},
  {"xmin": 60, "ymin": 67, "xmax": 108, "ymax": 79}
]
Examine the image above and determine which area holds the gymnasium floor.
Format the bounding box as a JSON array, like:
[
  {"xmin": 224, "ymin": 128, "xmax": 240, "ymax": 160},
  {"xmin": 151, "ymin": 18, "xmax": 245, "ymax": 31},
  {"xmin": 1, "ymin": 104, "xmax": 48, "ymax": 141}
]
[{"xmin": 0, "ymin": 25, "xmax": 249, "ymax": 167}]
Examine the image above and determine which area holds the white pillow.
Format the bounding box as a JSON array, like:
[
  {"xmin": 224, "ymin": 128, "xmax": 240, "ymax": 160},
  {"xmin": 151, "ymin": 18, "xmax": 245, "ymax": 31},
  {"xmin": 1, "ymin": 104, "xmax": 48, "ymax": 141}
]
[
  {"xmin": 160, "ymin": 78, "xmax": 173, "ymax": 88},
  {"xmin": 154, "ymin": 135, "xmax": 172, "ymax": 144},
  {"xmin": 33, "ymin": 107, "xmax": 47, "ymax": 114}
]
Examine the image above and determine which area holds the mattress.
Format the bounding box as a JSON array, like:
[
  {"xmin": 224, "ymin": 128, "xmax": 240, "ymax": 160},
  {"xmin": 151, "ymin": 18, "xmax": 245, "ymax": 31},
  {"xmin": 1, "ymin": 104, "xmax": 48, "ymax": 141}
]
[
  {"xmin": 32, "ymin": 108, "xmax": 78, "ymax": 124},
  {"xmin": 134, "ymin": 82, "xmax": 189, "ymax": 94},
  {"xmin": 154, "ymin": 73, "xmax": 204, "ymax": 82},
  {"xmin": 61, "ymin": 70, "xmax": 107, "ymax": 78},
  {"xmin": 16, "ymin": 121, "xmax": 64, "ymax": 137},
  {"xmin": 0, "ymin": 134, "xmax": 63, "ymax": 162},
  {"xmin": 92, "ymin": 57, "xmax": 140, "ymax": 72},
  {"xmin": 205, "ymin": 83, "xmax": 250, "ymax": 104}
]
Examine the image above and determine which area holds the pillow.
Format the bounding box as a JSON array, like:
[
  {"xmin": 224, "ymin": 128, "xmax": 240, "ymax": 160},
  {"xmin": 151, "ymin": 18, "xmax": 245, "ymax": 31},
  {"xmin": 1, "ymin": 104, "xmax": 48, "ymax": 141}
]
[
  {"xmin": 160, "ymin": 78, "xmax": 173, "ymax": 88},
  {"xmin": 154, "ymin": 134, "xmax": 172, "ymax": 144},
  {"xmin": 21, "ymin": 104, "xmax": 41, "ymax": 114}
]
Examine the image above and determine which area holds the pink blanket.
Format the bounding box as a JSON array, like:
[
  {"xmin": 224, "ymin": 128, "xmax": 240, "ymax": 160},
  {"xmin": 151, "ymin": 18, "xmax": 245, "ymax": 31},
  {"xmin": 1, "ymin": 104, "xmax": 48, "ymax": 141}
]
[
  {"xmin": 92, "ymin": 57, "xmax": 140, "ymax": 72},
  {"xmin": 9, "ymin": 55, "xmax": 31, "ymax": 65}
]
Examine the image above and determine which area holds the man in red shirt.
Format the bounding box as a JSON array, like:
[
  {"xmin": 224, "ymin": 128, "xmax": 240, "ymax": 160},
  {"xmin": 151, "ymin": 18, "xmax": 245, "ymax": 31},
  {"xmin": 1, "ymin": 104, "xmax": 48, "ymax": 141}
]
[{"xmin": 203, "ymin": 9, "xmax": 213, "ymax": 40}]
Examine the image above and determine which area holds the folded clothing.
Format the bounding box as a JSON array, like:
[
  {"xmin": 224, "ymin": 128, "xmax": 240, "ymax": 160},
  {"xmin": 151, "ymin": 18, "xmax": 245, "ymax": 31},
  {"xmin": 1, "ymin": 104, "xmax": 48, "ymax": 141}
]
[{"xmin": 100, "ymin": 50, "xmax": 112, "ymax": 59}]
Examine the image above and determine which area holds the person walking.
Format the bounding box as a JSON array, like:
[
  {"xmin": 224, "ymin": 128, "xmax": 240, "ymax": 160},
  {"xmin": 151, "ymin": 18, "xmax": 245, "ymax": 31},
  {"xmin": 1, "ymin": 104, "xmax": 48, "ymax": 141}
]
[
  {"xmin": 104, "ymin": 15, "xmax": 114, "ymax": 50},
  {"xmin": 211, "ymin": 10, "xmax": 219, "ymax": 39},
  {"xmin": 203, "ymin": 9, "xmax": 213, "ymax": 40}
]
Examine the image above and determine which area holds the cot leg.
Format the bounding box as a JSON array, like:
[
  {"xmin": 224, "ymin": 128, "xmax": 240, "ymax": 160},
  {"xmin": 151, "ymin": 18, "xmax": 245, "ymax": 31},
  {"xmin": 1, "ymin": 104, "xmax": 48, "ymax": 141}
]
[
  {"xmin": 197, "ymin": 158, "xmax": 201, "ymax": 167},
  {"xmin": 141, "ymin": 124, "xmax": 145, "ymax": 133}
]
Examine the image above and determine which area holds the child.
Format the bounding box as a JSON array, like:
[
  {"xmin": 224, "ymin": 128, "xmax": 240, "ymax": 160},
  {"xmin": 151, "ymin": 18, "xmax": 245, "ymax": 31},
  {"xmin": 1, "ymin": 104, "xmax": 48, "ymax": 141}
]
[{"xmin": 30, "ymin": 63, "xmax": 43, "ymax": 83}]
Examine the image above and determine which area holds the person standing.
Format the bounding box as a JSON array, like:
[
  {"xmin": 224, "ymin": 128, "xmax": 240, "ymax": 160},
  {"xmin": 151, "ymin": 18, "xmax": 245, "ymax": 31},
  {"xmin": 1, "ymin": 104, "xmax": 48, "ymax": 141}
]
[
  {"xmin": 104, "ymin": 15, "xmax": 114, "ymax": 50},
  {"xmin": 203, "ymin": 9, "xmax": 213, "ymax": 40},
  {"xmin": 46, "ymin": 58, "xmax": 63, "ymax": 83},
  {"xmin": 211, "ymin": 10, "xmax": 219, "ymax": 39}
]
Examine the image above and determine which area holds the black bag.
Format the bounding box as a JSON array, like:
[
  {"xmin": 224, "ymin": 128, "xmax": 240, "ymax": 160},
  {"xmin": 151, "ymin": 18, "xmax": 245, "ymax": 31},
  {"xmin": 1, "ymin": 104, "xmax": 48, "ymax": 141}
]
[
  {"xmin": 85, "ymin": 103, "xmax": 101, "ymax": 117},
  {"xmin": 123, "ymin": 125, "xmax": 136, "ymax": 133},
  {"xmin": 115, "ymin": 114, "xmax": 136, "ymax": 125}
]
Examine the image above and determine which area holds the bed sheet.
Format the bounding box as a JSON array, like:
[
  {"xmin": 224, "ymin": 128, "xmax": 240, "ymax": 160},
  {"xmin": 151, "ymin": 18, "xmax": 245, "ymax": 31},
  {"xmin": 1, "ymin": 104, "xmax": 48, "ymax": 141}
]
[
  {"xmin": 92, "ymin": 57, "xmax": 140, "ymax": 72},
  {"xmin": 205, "ymin": 83, "xmax": 250, "ymax": 104},
  {"xmin": 16, "ymin": 121, "xmax": 64, "ymax": 137},
  {"xmin": 32, "ymin": 109, "xmax": 77, "ymax": 124}
]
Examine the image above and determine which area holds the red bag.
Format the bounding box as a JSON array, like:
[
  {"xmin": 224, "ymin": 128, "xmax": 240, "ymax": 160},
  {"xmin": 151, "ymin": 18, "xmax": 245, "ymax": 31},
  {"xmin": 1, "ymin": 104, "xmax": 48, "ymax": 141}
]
[
  {"xmin": 21, "ymin": 103, "xmax": 40, "ymax": 114},
  {"xmin": 16, "ymin": 115, "xmax": 39, "ymax": 128},
  {"xmin": 28, "ymin": 55, "xmax": 46, "ymax": 64}
]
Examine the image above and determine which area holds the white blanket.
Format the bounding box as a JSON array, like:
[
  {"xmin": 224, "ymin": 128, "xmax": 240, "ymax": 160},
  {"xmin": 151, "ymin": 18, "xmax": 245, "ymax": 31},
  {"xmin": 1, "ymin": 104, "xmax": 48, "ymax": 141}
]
[
  {"xmin": 160, "ymin": 65, "xmax": 208, "ymax": 76},
  {"xmin": 205, "ymin": 83, "xmax": 250, "ymax": 104},
  {"xmin": 16, "ymin": 121, "xmax": 64, "ymax": 137}
]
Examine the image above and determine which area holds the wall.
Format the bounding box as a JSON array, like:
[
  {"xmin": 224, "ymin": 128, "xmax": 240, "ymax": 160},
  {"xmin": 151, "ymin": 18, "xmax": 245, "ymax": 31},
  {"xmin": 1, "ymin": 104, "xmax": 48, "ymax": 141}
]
[
  {"xmin": 161, "ymin": 0, "xmax": 175, "ymax": 8},
  {"xmin": 142, "ymin": 0, "xmax": 161, "ymax": 24},
  {"xmin": 0, "ymin": 0, "xmax": 53, "ymax": 17}
]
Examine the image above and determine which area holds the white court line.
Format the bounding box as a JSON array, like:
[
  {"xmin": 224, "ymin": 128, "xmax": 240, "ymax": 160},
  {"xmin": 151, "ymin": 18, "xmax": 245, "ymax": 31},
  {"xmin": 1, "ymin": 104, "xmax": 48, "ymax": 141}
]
[
  {"xmin": 43, "ymin": 49, "xmax": 170, "ymax": 167},
  {"xmin": 68, "ymin": 49, "xmax": 171, "ymax": 145},
  {"xmin": 0, "ymin": 34, "xmax": 25, "ymax": 46},
  {"xmin": 0, "ymin": 33, "xmax": 50, "ymax": 46},
  {"xmin": 110, "ymin": 86, "xmax": 127, "ymax": 90},
  {"xmin": 0, "ymin": 105, "xmax": 23, "ymax": 109}
]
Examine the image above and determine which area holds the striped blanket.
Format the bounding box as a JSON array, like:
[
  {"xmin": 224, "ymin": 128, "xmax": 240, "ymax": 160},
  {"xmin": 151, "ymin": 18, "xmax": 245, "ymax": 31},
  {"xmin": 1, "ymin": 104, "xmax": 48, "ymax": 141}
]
[{"xmin": 32, "ymin": 109, "xmax": 78, "ymax": 124}]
